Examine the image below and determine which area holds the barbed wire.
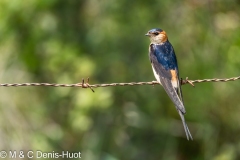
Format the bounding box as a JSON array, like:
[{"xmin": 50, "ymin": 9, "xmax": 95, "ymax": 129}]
[{"xmin": 0, "ymin": 76, "xmax": 239, "ymax": 92}]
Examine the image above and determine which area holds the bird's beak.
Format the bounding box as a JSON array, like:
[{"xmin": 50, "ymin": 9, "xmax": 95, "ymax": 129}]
[{"xmin": 145, "ymin": 32, "xmax": 150, "ymax": 36}]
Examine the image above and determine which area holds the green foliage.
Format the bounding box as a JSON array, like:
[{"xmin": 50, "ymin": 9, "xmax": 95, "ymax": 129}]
[{"xmin": 0, "ymin": 0, "xmax": 240, "ymax": 159}]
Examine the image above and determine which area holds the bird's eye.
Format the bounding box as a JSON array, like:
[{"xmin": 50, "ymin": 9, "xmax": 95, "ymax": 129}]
[{"xmin": 154, "ymin": 32, "xmax": 159, "ymax": 35}]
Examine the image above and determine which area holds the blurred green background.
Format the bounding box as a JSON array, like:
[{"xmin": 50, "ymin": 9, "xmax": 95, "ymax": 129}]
[{"xmin": 0, "ymin": 0, "xmax": 240, "ymax": 160}]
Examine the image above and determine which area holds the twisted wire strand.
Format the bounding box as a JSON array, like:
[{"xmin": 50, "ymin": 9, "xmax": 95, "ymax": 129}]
[{"xmin": 0, "ymin": 76, "xmax": 239, "ymax": 91}]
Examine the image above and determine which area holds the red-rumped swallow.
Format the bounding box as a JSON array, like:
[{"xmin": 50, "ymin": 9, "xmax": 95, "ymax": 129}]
[{"xmin": 146, "ymin": 28, "xmax": 193, "ymax": 140}]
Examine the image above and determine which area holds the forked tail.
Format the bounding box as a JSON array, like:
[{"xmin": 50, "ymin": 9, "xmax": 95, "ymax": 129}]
[{"xmin": 178, "ymin": 109, "xmax": 193, "ymax": 140}]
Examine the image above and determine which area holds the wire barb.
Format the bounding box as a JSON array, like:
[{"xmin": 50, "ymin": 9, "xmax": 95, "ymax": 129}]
[
  {"xmin": 78, "ymin": 77, "xmax": 95, "ymax": 92},
  {"xmin": 181, "ymin": 77, "xmax": 195, "ymax": 87},
  {"xmin": 0, "ymin": 76, "xmax": 239, "ymax": 89}
]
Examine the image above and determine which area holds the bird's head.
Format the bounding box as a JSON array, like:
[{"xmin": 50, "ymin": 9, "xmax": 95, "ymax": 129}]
[{"xmin": 145, "ymin": 28, "xmax": 168, "ymax": 44}]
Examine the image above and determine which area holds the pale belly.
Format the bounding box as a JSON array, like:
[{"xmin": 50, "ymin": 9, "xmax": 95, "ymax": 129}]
[{"xmin": 151, "ymin": 65, "xmax": 161, "ymax": 84}]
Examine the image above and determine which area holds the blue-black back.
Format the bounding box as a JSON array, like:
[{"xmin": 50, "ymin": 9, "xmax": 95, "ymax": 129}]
[{"xmin": 151, "ymin": 41, "xmax": 178, "ymax": 71}]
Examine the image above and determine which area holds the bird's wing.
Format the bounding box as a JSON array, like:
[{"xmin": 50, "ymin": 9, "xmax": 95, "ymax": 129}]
[
  {"xmin": 149, "ymin": 44, "xmax": 192, "ymax": 140},
  {"xmin": 149, "ymin": 47, "xmax": 186, "ymax": 114}
]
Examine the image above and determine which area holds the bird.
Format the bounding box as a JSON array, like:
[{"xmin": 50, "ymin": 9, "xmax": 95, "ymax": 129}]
[{"xmin": 145, "ymin": 28, "xmax": 193, "ymax": 140}]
